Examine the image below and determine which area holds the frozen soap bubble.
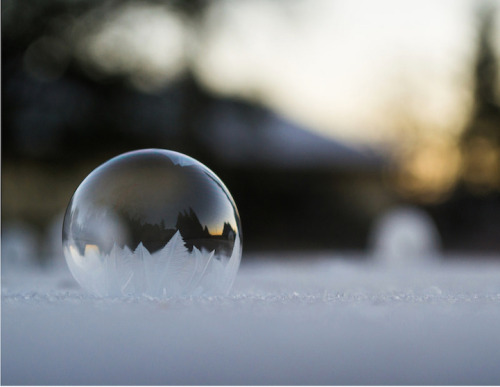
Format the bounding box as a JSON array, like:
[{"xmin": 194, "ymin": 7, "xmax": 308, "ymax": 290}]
[
  {"xmin": 63, "ymin": 149, "xmax": 242, "ymax": 297},
  {"xmin": 370, "ymin": 206, "xmax": 440, "ymax": 266}
]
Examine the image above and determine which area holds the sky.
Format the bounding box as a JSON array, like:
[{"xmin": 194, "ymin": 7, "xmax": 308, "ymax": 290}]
[
  {"xmin": 196, "ymin": 0, "xmax": 493, "ymax": 145},
  {"xmin": 76, "ymin": 0, "xmax": 500, "ymax": 147}
]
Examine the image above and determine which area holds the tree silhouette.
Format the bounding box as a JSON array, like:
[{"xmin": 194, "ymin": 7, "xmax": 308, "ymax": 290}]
[{"xmin": 460, "ymin": 4, "xmax": 500, "ymax": 193}]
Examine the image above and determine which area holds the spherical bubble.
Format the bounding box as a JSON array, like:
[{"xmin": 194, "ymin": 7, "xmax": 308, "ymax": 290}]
[
  {"xmin": 63, "ymin": 149, "xmax": 242, "ymax": 297},
  {"xmin": 370, "ymin": 206, "xmax": 440, "ymax": 266}
]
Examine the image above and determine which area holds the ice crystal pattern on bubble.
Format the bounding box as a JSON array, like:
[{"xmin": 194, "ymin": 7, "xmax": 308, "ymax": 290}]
[{"xmin": 65, "ymin": 232, "xmax": 241, "ymax": 297}]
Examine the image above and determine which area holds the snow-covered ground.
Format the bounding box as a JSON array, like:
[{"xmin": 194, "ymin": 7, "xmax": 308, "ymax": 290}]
[{"xmin": 2, "ymin": 251, "xmax": 500, "ymax": 385}]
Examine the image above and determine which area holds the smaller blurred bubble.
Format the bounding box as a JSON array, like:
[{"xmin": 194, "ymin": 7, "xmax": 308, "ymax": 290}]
[
  {"xmin": 370, "ymin": 206, "xmax": 441, "ymax": 267},
  {"xmin": 1, "ymin": 222, "xmax": 40, "ymax": 272},
  {"xmin": 23, "ymin": 36, "xmax": 70, "ymax": 82}
]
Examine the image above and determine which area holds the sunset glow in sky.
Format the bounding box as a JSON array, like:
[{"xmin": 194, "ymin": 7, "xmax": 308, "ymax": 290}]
[{"xmin": 196, "ymin": 0, "xmax": 496, "ymax": 145}]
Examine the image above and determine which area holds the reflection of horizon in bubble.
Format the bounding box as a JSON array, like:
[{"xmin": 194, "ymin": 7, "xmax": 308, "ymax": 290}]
[
  {"xmin": 67, "ymin": 202, "xmax": 238, "ymax": 256},
  {"xmin": 67, "ymin": 149, "xmax": 238, "ymax": 234}
]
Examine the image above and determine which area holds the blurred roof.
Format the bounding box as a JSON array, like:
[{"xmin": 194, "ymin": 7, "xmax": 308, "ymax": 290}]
[{"xmin": 200, "ymin": 99, "xmax": 386, "ymax": 170}]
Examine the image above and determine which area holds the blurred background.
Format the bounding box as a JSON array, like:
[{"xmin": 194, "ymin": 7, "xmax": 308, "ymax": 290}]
[{"xmin": 2, "ymin": 0, "xmax": 500, "ymax": 265}]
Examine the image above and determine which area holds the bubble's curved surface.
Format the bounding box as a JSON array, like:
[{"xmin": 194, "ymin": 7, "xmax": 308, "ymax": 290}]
[{"xmin": 63, "ymin": 149, "xmax": 242, "ymax": 297}]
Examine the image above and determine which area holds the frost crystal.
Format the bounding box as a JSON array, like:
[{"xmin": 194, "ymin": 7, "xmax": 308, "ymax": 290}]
[{"xmin": 65, "ymin": 233, "xmax": 241, "ymax": 297}]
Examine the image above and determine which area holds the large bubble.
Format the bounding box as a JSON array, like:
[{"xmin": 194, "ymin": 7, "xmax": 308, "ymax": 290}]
[{"xmin": 63, "ymin": 149, "xmax": 242, "ymax": 297}]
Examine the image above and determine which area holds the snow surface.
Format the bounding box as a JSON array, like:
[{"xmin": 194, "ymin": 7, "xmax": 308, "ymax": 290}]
[{"xmin": 2, "ymin": 251, "xmax": 500, "ymax": 385}]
